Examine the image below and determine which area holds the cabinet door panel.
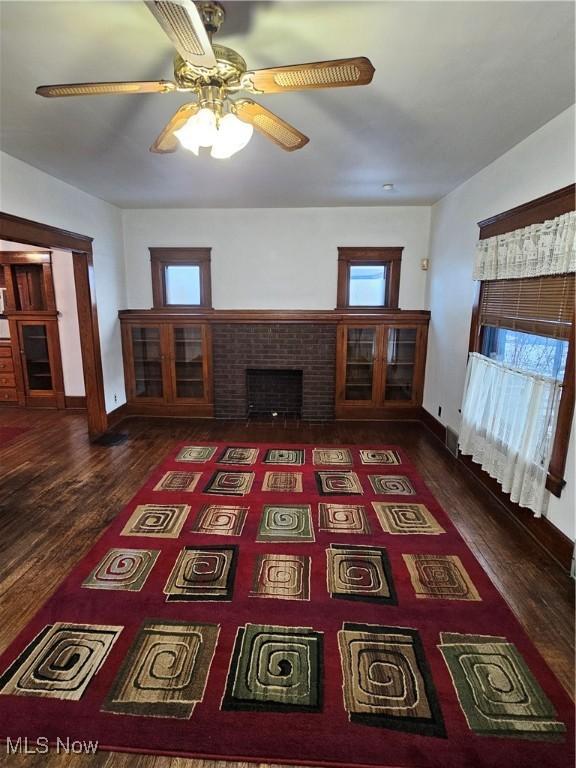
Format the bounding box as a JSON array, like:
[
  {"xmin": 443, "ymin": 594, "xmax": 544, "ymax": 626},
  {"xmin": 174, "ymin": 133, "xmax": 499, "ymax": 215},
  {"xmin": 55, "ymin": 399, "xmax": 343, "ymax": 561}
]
[
  {"xmin": 169, "ymin": 323, "xmax": 210, "ymax": 403},
  {"xmin": 20, "ymin": 323, "xmax": 53, "ymax": 392},
  {"xmin": 129, "ymin": 325, "xmax": 165, "ymax": 401},
  {"xmin": 382, "ymin": 327, "xmax": 417, "ymax": 403},
  {"xmin": 340, "ymin": 326, "xmax": 379, "ymax": 403}
]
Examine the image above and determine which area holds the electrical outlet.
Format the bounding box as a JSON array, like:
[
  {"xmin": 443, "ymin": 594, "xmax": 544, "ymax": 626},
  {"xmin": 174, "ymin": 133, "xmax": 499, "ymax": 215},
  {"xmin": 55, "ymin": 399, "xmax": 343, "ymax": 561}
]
[
  {"xmin": 114, "ymin": 393, "xmax": 118, "ymax": 403},
  {"xmin": 438, "ymin": 406, "xmax": 442, "ymax": 417}
]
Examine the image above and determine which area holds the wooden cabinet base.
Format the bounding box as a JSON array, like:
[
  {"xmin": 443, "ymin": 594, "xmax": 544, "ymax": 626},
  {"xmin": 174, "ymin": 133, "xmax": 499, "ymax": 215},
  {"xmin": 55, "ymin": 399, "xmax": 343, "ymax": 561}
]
[
  {"xmin": 336, "ymin": 404, "xmax": 422, "ymax": 420},
  {"xmin": 124, "ymin": 402, "xmax": 214, "ymax": 418}
]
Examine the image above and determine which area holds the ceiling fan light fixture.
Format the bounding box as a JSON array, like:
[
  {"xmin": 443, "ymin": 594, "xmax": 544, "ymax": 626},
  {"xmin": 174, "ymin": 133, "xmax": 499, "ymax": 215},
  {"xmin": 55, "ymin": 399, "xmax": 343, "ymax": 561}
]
[
  {"xmin": 174, "ymin": 106, "xmax": 217, "ymax": 153},
  {"xmin": 210, "ymin": 112, "xmax": 253, "ymax": 159}
]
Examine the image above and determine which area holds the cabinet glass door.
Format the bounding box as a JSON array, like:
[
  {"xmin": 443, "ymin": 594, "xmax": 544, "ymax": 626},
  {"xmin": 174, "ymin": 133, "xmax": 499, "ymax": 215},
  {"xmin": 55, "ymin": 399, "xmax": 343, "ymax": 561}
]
[
  {"xmin": 343, "ymin": 327, "xmax": 377, "ymax": 401},
  {"xmin": 131, "ymin": 326, "xmax": 163, "ymax": 399},
  {"xmin": 21, "ymin": 323, "xmax": 52, "ymax": 391},
  {"xmin": 384, "ymin": 327, "xmax": 417, "ymax": 401},
  {"xmin": 172, "ymin": 325, "xmax": 204, "ymax": 400}
]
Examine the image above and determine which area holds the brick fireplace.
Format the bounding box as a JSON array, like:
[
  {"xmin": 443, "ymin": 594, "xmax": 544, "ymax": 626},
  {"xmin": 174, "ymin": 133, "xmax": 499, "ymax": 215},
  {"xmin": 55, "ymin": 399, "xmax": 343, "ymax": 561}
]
[{"xmin": 212, "ymin": 324, "xmax": 336, "ymax": 420}]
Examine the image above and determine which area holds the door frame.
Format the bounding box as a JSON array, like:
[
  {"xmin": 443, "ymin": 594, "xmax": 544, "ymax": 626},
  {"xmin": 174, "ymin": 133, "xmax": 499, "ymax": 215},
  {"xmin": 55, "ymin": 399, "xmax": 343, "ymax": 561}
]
[{"xmin": 0, "ymin": 211, "xmax": 108, "ymax": 438}]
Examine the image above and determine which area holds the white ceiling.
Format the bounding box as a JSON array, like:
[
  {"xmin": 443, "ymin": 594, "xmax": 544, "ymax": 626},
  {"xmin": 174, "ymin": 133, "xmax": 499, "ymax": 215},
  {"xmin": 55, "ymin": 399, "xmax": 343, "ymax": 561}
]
[{"xmin": 0, "ymin": 1, "xmax": 574, "ymax": 209}]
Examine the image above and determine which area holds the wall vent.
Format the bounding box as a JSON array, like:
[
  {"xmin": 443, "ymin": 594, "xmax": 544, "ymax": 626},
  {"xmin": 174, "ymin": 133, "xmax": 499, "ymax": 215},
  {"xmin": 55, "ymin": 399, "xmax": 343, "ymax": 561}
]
[{"xmin": 446, "ymin": 426, "xmax": 459, "ymax": 457}]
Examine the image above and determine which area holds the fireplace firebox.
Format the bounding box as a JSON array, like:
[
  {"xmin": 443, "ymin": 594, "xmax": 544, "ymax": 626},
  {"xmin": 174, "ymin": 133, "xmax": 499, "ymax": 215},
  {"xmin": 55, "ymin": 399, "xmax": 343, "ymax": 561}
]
[{"xmin": 246, "ymin": 368, "xmax": 303, "ymax": 418}]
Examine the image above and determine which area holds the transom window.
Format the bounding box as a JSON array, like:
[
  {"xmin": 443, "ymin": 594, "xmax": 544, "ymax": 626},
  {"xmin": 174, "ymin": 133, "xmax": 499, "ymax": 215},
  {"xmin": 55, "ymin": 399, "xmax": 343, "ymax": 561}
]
[
  {"xmin": 337, "ymin": 247, "xmax": 402, "ymax": 309},
  {"xmin": 150, "ymin": 248, "xmax": 212, "ymax": 308}
]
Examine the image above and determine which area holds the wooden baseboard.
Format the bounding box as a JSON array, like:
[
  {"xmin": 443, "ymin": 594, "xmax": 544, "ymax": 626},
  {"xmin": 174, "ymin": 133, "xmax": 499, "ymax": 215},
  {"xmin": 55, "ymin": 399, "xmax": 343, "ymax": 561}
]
[
  {"xmin": 419, "ymin": 408, "xmax": 573, "ymax": 571},
  {"xmin": 65, "ymin": 395, "xmax": 86, "ymax": 409},
  {"xmin": 106, "ymin": 402, "xmax": 128, "ymax": 430}
]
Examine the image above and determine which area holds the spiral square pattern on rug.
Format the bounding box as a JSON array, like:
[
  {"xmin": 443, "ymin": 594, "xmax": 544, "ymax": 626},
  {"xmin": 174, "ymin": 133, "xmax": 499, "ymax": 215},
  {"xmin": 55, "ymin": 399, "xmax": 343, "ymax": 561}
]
[
  {"xmin": 0, "ymin": 623, "xmax": 122, "ymax": 700},
  {"xmin": 176, "ymin": 446, "xmax": 217, "ymax": 463},
  {"xmin": 120, "ymin": 503, "xmax": 190, "ymax": 538},
  {"xmin": 189, "ymin": 504, "xmax": 248, "ymax": 536},
  {"xmin": 82, "ymin": 548, "xmax": 160, "ymax": 591},
  {"xmin": 373, "ymin": 502, "xmax": 445, "ymax": 535},
  {"xmin": 153, "ymin": 471, "xmax": 202, "ymax": 492},
  {"xmin": 318, "ymin": 503, "xmax": 371, "ymax": 534},
  {"xmin": 316, "ymin": 471, "xmax": 363, "ymax": 495},
  {"xmin": 359, "ymin": 449, "xmax": 402, "ymax": 465},
  {"xmin": 203, "ymin": 471, "xmax": 255, "ymax": 496},
  {"xmin": 251, "ymin": 554, "xmax": 311, "ymax": 601},
  {"xmin": 222, "ymin": 623, "xmax": 323, "ymax": 712},
  {"xmin": 438, "ymin": 632, "xmax": 566, "ymax": 738},
  {"xmin": 338, "ymin": 623, "xmax": 445, "ymax": 737},
  {"xmin": 404, "ymin": 554, "xmax": 481, "ymax": 601},
  {"xmin": 313, "ymin": 448, "xmax": 353, "ymax": 466},
  {"xmin": 262, "ymin": 471, "xmax": 303, "ymax": 493},
  {"xmin": 369, "ymin": 475, "xmax": 416, "ymax": 495},
  {"xmin": 263, "ymin": 448, "xmax": 305, "ymax": 465},
  {"xmin": 163, "ymin": 546, "xmax": 238, "ymax": 601},
  {"xmin": 218, "ymin": 447, "xmax": 259, "ymax": 465},
  {"xmin": 102, "ymin": 621, "xmax": 220, "ymax": 719},
  {"xmin": 327, "ymin": 544, "xmax": 397, "ymax": 604},
  {"xmin": 256, "ymin": 504, "xmax": 314, "ymax": 542}
]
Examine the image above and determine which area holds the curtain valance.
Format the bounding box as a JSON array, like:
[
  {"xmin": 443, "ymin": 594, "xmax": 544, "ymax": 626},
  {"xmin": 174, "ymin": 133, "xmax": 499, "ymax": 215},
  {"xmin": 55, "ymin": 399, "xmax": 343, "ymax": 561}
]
[{"xmin": 474, "ymin": 210, "xmax": 576, "ymax": 280}]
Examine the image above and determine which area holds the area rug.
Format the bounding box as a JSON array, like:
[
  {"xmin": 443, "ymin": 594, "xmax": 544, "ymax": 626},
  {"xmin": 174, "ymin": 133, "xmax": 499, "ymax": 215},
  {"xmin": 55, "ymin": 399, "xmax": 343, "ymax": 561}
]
[
  {"xmin": 0, "ymin": 443, "xmax": 573, "ymax": 768},
  {"xmin": 0, "ymin": 426, "xmax": 29, "ymax": 448}
]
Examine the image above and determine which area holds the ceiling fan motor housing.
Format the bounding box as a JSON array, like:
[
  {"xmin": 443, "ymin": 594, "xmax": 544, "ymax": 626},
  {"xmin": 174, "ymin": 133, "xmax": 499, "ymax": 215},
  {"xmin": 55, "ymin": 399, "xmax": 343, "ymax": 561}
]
[{"xmin": 174, "ymin": 45, "xmax": 247, "ymax": 89}]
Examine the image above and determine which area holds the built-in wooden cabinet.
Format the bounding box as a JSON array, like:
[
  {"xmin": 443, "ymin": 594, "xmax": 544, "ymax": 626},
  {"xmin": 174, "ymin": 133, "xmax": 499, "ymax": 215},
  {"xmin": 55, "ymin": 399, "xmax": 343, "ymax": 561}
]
[
  {"xmin": 121, "ymin": 314, "xmax": 213, "ymax": 417},
  {"xmin": 12, "ymin": 317, "xmax": 65, "ymax": 408},
  {"xmin": 0, "ymin": 251, "xmax": 65, "ymax": 409},
  {"xmin": 335, "ymin": 317, "xmax": 428, "ymax": 419},
  {"xmin": 119, "ymin": 309, "xmax": 428, "ymax": 421}
]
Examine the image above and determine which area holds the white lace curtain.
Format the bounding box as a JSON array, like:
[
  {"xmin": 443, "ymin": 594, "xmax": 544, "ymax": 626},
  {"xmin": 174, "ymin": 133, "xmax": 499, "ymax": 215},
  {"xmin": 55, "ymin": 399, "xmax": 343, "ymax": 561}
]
[
  {"xmin": 474, "ymin": 210, "xmax": 576, "ymax": 280},
  {"xmin": 458, "ymin": 353, "xmax": 562, "ymax": 516}
]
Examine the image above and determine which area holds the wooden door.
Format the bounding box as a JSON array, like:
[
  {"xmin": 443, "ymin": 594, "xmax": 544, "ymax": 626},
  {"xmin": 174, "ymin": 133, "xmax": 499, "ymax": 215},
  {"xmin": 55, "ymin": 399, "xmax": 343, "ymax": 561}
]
[
  {"xmin": 167, "ymin": 323, "xmax": 212, "ymax": 404},
  {"xmin": 124, "ymin": 323, "xmax": 169, "ymax": 403},
  {"xmin": 336, "ymin": 325, "xmax": 382, "ymax": 406}
]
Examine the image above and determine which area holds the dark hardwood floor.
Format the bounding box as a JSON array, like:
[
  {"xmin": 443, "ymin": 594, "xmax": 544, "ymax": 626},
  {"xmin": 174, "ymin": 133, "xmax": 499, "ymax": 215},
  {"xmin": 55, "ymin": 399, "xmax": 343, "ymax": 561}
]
[{"xmin": 0, "ymin": 406, "xmax": 573, "ymax": 768}]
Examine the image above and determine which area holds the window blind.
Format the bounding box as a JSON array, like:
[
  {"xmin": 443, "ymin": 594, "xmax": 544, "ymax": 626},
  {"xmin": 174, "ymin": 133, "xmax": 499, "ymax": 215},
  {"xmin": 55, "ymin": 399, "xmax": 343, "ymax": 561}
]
[{"xmin": 479, "ymin": 273, "xmax": 575, "ymax": 339}]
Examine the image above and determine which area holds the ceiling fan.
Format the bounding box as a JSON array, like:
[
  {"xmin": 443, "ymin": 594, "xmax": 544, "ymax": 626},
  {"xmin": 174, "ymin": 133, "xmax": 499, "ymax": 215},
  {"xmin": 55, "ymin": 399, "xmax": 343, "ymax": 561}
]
[{"xmin": 36, "ymin": 0, "xmax": 375, "ymax": 159}]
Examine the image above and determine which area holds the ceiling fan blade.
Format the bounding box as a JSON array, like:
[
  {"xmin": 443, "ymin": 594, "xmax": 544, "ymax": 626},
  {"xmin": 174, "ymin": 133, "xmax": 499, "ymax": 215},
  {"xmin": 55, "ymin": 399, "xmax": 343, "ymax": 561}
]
[
  {"xmin": 145, "ymin": 0, "xmax": 217, "ymax": 68},
  {"xmin": 36, "ymin": 80, "xmax": 176, "ymax": 98},
  {"xmin": 233, "ymin": 99, "xmax": 309, "ymax": 152},
  {"xmin": 241, "ymin": 57, "xmax": 375, "ymax": 93},
  {"xmin": 150, "ymin": 102, "xmax": 199, "ymax": 153}
]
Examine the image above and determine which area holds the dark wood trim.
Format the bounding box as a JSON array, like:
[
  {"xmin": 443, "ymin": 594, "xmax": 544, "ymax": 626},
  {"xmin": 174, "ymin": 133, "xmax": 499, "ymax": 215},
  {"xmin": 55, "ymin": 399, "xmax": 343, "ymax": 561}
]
[
  {"xmin": 65, "ymin": 395, "xmax": 87, "ymax": 409},
  {"xmin": 150, "ymin": 247, "xmax": 212, "ymax": 309},
  {"xmin": 106, "ymin": 402, "xmax": 128, "ymax": 429},
  {"xmin": 0, "ymin": 251, "xmax": 51, "ymax": 265},
  {"xmin": 72, "ymin": 252, "xmax": 108, "ymax": 436},
  {"xmin": 470, "ymin": 186, "xmax": 576, "ymax": 497},
  {"xmin": 336, "ymin": 247, "xmax": 403, "ymax": 309},
  {"xmin": 118, "ymin": 308, "xmax": 430, "ymax": 324},
  {"xmin": 419, "ymin": 408, "xmax": 573, "ymax": 571},
  {"xmin": 0, "ymin": 211, "xmax": 107, "ymax": 440},
  {"xmin": 478, "ymin": 184, "xmax": 575, "ymax": 239},
  {"xmin": 0, "ymin": 212, "xmax": 93, "ymax": 251},
  {"xmin": 418, "ymin": 405, "xmax": 446, "ymax": 442}
]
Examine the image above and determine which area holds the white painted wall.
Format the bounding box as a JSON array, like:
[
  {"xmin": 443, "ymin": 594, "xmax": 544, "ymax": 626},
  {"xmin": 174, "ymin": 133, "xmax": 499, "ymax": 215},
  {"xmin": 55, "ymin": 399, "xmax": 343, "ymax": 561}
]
[
  {"xmin": 0, "ymin": 151, "xmax": 127, "ymax": 410},
  {"xmin": 122, "ymin": 207, "xmax": 431, "ymax": 310},
  {"xmin": 424, "ymin": 105, "xmax": 576, "ymax": 540},
  {"xmin": 52, "ymin": 250, "xmax": 85, "ymax": 396}
]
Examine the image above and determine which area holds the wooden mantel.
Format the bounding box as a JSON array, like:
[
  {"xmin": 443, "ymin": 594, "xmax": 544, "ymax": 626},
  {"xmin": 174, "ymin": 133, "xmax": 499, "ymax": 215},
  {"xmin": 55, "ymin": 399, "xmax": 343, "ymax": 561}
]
[{"xmin": 118, "ymin": 308, "xmax": 431, "ymax": 324}]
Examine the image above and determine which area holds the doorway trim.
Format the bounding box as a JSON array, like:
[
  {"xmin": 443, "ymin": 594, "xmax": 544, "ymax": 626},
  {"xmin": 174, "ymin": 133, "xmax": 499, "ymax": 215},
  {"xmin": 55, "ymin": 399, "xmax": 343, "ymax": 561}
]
[{"xmin": 0, "ymin": 211, "xmax": 108, "ymax": 438}]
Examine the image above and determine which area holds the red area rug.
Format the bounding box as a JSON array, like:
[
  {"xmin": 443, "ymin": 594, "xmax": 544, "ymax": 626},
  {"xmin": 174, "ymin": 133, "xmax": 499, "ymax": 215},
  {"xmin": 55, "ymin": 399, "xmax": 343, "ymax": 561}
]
[
  {"xmin": 0, "ymin": 426, "xmax": 29, "ymax": 448},
  {"xmin": 0, "ymin": 443, "xmax": 573, "ymax": 768}
]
